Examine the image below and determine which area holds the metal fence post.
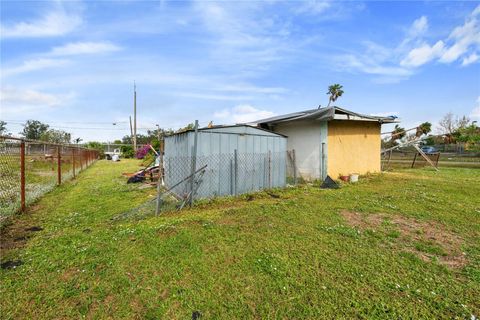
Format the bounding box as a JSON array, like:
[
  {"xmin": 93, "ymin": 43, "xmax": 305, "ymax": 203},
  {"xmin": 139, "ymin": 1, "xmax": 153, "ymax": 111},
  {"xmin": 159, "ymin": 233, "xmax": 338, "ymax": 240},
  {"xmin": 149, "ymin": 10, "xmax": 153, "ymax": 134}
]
[
  {"xmin": 292, "ymin": 149, "xmax": 297, "ymax": 185},
  {"xmin": 20, "ymin": 140, "xmax": 26, "ymax": 212},
  {"xmin": 51, "ymin": 147, "xmax": 55, "ymax": 171},
  {"xmin": 189, "ymin": 120, "xmax": 199, "ymax": 206},
  {"xmin": 72, "ymin": 148, "xmax": 76, "ymax": 178},
  {"xmin": 80, "ymin": 149, "xmax": 83, "ymax": 171},
  {"xmin": 155, "ymin": 169, "xmax": 163, "ymax": 216},
  {"xmin": 234, "ymin": 149, "xmax": 238, "ymax": 195},
  {"xmin": 57, "ymin": 146, "xmax": 61, "ymax": 185},
  {"xmin": 268, "ymin": 150, "xmax": 271, "ymax": 188},
  {"xmin": 230, "ymin": 158, "xmax": 234, "ymax": 195},
  {"xmin": 321, "ymin": 142, "xmax": 326, "ymax": 181}
]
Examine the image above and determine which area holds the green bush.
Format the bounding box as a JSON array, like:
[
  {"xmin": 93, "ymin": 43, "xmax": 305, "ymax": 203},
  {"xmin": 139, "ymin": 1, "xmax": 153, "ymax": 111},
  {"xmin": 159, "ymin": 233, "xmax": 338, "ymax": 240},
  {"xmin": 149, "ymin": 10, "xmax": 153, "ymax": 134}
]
[
  {"xmin": 120, "ymin": 145, "xmax": 135, "ymax": 158},
  {"xmin": 85, "ymin": 141, "xmax": 105, "ymax": 158}
]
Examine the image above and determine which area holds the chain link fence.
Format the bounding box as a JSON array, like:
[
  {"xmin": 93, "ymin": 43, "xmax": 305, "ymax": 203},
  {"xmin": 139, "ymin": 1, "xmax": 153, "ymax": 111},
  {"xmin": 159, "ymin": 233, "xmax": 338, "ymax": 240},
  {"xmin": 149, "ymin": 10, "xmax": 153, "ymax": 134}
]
[
  {"xmin": 0, "ymin": 136, "xmax": 99, "ymax": 223},
  {"xmin": 116, "ymin": 150, "xmax": 299, "ymax": 220},
  {"xmin": 381, "ymin": 149, "xmax": 480, "ymax": 170},
  {"xmin": 163, "ymin": 151, "xmax": 288, "ymax": 200}
]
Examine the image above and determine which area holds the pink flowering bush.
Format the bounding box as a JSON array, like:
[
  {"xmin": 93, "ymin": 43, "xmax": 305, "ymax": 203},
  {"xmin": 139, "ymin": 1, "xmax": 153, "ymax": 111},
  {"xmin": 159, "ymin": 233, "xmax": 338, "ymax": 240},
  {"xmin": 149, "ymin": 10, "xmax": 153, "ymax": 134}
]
[{"xmin": 136, "ymin": 144, "xmax": 151, "ymax": 159}]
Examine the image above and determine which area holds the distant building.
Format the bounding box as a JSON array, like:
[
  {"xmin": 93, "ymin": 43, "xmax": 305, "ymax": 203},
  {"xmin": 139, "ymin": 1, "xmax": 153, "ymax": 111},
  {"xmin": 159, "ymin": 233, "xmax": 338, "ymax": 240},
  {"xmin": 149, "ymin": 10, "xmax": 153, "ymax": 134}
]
[{"xmin": 251, "ymin": 106, "xmax": 398, "ymax": 180}]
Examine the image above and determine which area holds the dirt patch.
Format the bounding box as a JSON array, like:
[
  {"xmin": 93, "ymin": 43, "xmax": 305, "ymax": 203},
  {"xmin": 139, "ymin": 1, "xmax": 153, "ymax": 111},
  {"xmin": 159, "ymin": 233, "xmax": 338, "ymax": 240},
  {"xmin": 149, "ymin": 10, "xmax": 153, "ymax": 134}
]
[
  {"xmin": 25, "ymin": 226, "xmax": 43, "ymax": 232},
  {"xmin": 61, "ymin": 268, "xmax": 79, "ymax": 281},
  {"xmin": 340, "ymin": 210, "xmax": 467, "ymax": 268},
  {"xmin": 1, "ymin": 223, "xmax": 35, "ymax": 251},
  {"xmin": 1, "ymin": 213, "xmax": 43, "ymax": 253}
]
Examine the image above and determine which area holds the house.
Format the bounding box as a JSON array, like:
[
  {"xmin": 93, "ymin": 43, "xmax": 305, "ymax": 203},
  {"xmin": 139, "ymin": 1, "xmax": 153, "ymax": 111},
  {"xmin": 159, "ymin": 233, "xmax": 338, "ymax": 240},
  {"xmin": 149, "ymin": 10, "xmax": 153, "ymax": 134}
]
[
  {"xmin": 163, "ymin": 125, "xmax": 287, "ymax": 198},
  {"xmin": 251, "ymin": 106, "xmax": 398, "ymax": 180}
]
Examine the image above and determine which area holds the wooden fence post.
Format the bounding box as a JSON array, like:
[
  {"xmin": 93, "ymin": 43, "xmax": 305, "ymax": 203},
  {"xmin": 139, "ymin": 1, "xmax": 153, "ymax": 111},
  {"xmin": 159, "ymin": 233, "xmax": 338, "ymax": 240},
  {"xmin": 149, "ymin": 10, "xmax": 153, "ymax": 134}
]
[{"xmin": 20, "ymin": 140, "xmax": 26, "ymax": 212}]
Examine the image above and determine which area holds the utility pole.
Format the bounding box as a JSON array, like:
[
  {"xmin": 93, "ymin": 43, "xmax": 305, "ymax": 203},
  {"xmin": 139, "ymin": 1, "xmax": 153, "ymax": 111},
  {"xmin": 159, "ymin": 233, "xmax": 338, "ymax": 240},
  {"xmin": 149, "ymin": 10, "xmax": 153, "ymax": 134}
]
[
  {"xmin": 133, "ymin": 81, "xmax": 137, "ymax": 152},
  {"xmin": 156, "ymin": 124, "xmax": 161, "ymax": 142},
  {"xmin": 129, "ymin": 116, "xmax": 133, "ymax": 144}
]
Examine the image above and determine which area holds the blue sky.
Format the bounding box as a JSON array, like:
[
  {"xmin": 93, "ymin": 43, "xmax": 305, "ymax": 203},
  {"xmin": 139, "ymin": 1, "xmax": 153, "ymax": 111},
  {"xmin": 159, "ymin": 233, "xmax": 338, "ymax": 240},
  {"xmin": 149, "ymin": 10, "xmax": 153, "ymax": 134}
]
[{"xmin": 1, "ymin": 0, "xmax": 479, "ymax": 142}]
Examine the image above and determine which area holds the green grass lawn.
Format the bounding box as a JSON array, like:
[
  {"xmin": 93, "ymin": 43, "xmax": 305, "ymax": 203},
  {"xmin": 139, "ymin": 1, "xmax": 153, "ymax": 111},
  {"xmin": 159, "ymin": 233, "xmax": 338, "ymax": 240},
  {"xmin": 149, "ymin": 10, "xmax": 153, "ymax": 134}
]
[
  {"xmin": 1, "ymin": 159, "xmax": 479, "ymax": 319},
  {"xmin": 0, "ymin": 155, "xmax": 84, "ymax": 219}
]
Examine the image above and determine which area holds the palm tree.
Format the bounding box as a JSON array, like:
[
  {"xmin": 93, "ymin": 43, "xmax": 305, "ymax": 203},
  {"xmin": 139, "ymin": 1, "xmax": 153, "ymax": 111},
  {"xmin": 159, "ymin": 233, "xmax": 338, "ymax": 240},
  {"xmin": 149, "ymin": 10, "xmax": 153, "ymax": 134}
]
[
  {"xmin": 415, "ymin": 122, "xmax": 432, "ymax": 138},
  {"xmin": 390, "ymin": 125, "xmax": 406, "ymax": 145},
  {"xmin": 326, "ymin": 84, "xmax": 344, "ymax": 108}
]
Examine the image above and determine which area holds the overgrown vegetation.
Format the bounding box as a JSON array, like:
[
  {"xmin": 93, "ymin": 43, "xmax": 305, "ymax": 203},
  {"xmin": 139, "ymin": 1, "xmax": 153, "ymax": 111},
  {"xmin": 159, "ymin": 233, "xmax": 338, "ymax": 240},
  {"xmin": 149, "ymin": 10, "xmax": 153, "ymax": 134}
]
[{"xmin": 1, "ymin": 160, "xmax": 479, "ymax": 319}]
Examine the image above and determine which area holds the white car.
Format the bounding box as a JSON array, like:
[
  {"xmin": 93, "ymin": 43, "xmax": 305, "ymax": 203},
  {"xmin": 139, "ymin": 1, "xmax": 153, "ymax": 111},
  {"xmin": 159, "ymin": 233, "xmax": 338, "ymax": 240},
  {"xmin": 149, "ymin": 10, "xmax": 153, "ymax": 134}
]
[{"xmin": 105, "ymin": 148, "xmax": 121, "ymax": 160}]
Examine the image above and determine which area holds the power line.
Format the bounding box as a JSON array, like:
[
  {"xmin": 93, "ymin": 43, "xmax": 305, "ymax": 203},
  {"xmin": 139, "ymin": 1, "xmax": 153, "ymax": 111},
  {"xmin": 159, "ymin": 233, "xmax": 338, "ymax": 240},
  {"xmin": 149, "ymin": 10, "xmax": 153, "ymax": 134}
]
[
  {"xmin": 2, "ymin": 119, "xmax": 129, "ymax": 125},
  {"xmin": 4, "ymin": 121, "xmax": 158, "ymax": 131}
]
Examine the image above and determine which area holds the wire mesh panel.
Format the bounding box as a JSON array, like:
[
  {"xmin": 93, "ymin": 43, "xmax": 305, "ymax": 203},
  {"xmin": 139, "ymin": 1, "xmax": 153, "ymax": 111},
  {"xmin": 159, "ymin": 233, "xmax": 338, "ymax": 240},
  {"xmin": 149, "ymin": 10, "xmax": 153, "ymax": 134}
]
[
  {"xmin": 0, "ymin": 137, "xmax": 21, "ymax": 218},
  {"xmin": 24, "ymin": 141, "xmax": 58, "ymax": 206},
  {"xmin": 0, "ymin": 136, "xmax": 99, "ymax": 223},
  {"xmin": 382, "ymin": 150, "xmax": 441, "ymax": 170},
  {"xmin": 163, "ymin": 150, "xmax": 288, "ymax": 201},
  {"xmin": 286, "ymin": 150, "xmax": 298, "ymax": 184}
]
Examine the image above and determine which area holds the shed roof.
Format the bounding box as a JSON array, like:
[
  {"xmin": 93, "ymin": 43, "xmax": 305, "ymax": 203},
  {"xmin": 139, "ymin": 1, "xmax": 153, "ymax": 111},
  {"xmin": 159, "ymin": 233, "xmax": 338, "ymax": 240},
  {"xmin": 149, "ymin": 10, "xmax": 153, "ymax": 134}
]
[
  {"xmin": 167, "ymin": 124, "xmax": 287, "ymax": 138},
  {"xmin": 250, "ymin": 106, "xmax": 399, "ymax": 126}
]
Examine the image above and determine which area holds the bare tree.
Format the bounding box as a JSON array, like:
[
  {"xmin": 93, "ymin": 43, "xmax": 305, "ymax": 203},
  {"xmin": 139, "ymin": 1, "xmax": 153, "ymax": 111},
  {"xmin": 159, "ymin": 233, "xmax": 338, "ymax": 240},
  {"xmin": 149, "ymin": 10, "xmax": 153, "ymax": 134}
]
[
  {"xmin": 437, "ymin": 113, "xmax": 456, "ymax": 135},
  {"xmin": 437, "ymin": 113, "xmax": 471, "ymax": 143},
  {"xmin": 456, "ymin": 115, "xmax": 471, "ymax": 129}
]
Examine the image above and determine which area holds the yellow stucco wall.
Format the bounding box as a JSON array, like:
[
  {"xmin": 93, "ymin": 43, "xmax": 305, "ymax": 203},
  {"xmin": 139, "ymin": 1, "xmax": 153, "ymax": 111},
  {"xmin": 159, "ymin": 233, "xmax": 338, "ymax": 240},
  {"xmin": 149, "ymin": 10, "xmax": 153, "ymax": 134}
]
[{"xmin": 327, "ymin": 121, "xmax": 381, "ymax": 178}]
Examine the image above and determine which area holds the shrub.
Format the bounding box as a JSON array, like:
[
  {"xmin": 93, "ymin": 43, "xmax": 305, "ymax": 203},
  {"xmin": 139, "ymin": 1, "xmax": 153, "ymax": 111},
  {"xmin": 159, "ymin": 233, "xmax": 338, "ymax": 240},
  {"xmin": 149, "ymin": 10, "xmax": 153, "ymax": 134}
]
[{"xmin": 121, "ymin": 145, "xmax": 134, "ymax": 158}]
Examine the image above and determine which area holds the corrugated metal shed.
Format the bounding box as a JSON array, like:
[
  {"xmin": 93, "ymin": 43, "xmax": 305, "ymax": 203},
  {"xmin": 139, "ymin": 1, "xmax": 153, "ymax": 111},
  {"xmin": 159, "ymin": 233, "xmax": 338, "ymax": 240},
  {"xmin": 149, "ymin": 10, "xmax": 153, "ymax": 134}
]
[{"xmin": 164, "ymin": 125, "xmax": 287, "ymax": 198}]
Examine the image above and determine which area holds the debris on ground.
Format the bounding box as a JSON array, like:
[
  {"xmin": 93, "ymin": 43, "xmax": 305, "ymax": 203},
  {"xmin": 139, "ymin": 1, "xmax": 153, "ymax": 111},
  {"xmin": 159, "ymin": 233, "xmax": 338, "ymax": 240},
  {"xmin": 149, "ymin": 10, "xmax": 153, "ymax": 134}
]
[
  {"xmin": 1, "ymin": 260, "xmax": 23, "ymax": 270},
  {"xmin": 321, "ymin": 176, "xmax": 340, "ymax": 189}
]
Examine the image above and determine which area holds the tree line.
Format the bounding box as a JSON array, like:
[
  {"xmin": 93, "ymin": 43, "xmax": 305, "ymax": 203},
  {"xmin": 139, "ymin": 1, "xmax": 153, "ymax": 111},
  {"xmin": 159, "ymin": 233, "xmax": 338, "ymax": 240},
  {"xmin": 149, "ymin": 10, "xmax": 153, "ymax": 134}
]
[
  {"xmin": 386, "ymin": 113, "xmax": 479, "ymax": 147},
  {"xmin": 0, "ymin": 120, "xmax": 73, "ymax": 144},
  {"xmin": 0, "ymin": 119, "xmax": 193, "ymax": 148}
]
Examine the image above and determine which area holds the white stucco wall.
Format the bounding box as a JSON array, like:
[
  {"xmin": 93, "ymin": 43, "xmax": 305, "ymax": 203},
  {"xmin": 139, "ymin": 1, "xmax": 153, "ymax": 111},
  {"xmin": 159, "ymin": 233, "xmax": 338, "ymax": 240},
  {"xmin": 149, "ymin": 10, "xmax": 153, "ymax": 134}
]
[{"xmin": 272, "ymin": 120, "xmax": 328, "ymax": 180}]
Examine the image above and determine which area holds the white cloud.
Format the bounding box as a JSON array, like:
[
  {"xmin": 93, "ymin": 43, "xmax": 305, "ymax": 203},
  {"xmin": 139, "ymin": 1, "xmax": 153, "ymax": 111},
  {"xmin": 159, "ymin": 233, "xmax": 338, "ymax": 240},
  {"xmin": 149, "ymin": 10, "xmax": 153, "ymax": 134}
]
[
  {"xmin": 213, "ymin": 84, "xmax": 288, "ymax": 94},
  {"xmin": 1, "ymin": 42, "xmax": 120, "ymax": 79},
  {"xmin": 295, "ymin": 1, "xmax": 331, "ymax": 15},
  {"xmin": 439, "ymin": 18, "xmax": 480, "ymax": 63},
  {"xmin": 335, "ymin": 15, "xmax": 432, "ymax": 79},
  {"xmin": 400, "ymin": 40, "xmax": 445, "ymax": 67},
  {"xmin": 402, "ymin": 5, "xmax": 480, "ymax": 67},
  {"xmin": 410, "ymin": 16, "xmax": 428, "ymax": 38},
  {"xmin": 339, "ymin": 54, "xmax": 412, "ymax": 77},
  {"xmin": 1, "ymin": 87, "xmax": 62, "ymax": 106},
  {"xmin": 50, "ymin": 42, "xmax": 121, "ymax": 56},
  {"xmin": 2, "ymin": 58, "xmax": 70, "ymax": 77},
  {"xmin": 0, "ymin": 10, "xmax": 81, "ymax": 38},
  {"xmin": 462, "ymin": 52, "xmax": 479, "ymax": 66},
  {"xmin": 0, "ymin": 86, "xmax": 74, "ymax": 116},
  {"xmin": 214, "ymin": 105, "xmax": 275, "ymax": 123},
  {"xmin": 471, "ymin": 97, "xmax": 480, "ymax": 119},
  {"xmin": 345, "ymin": 6, "xmax": 480, "ymax": 79},
  {"xmin": 193, "ymin": 2, "xmax": 291, "ymax": 75},
  {"xmin": 176, "ymin": 92, "xmax": 254, "ymax": 101}
]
